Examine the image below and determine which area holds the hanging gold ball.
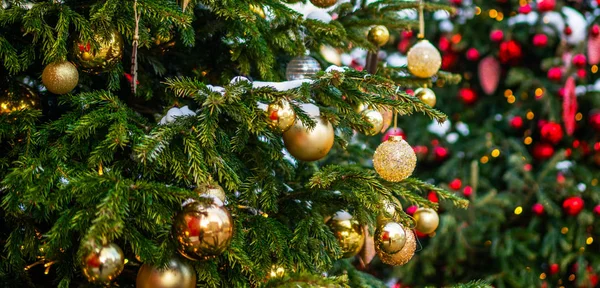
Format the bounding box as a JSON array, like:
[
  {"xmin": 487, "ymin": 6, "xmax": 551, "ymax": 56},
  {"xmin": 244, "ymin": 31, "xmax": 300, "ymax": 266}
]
[
  {"xmin": 310, "ymin": 0, "xmax": 338, "ymax": 8},
  {"xmin": 0, "ymin": 84, "xmax": 40, "ymax": 114},
  {"xmin": 368, "ymin": 25, "xmax": 390, "ymax": 47},
  {"xmin": 376, "ymin": 197, "xmax": 403, "ymax": 226},
  {"xmin": 286, "ymin": 56, "xmax": 321, "ymax": 81},
  {"xmin": 379, "ymin": 106, "xmax": 393, "ymax": 133},
  {"xmin": 41, "ymin": 61, "xmax": 79, "ymax": 95},
  {"xmin": 282, "ymin": 116, "xmax": 334, "ymax": 162},
  {"xmin": 413, "ymin": 208, "xmax": 439, "ymax": 234},
  {"xmin": 194, "ymin": 183, "xmax": 226, "ymax": 203},
  {"xmin": 407, "ymin": 40, "xmax": 442, "ymax": 78},
  {"xmin": 362, "ymin": 109, "xmax": 384, "ymax": 136},
  {"xmin": 267, "ymin": 98, "xmax": 296, "ymax": 132},
  {"xmin": 414, "ymin": 87, "xmax": 436, "ymax": 108},
  {"xmin": 72, "ymin": 27, "xmax": 124, "ymax": 73},
  {"xmin": 373, "ymin": 136, "xmax": 417, "ymax": 182},
  {"xmin": 81, "ymin": 242, "xmax": 125, "ymax": 283},
  {"xmin": 377, "ymin": 226, "xmax": 416, "ymax": 266},
  {"xmin": 136, "ymin": 257, "xmax": 196, "ymax": 288},
  {"xmin": 326, "ymin": 211, "xmax": 365, "ymax": 258},
  {"xmin": 249, "ymin": 3, "xmax": 266, "ymax": 19},
  {"xmin": 172, "ymin": 200, "xmax": 233, "ymax": 260},
  {"xmin": 375, "ymin": 222, "xmax": 407, "ymax": 255}
]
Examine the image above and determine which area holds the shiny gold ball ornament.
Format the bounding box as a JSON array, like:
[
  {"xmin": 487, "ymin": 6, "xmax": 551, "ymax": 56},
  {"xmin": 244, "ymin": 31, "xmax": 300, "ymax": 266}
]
[
  {"xmin": 136, "ymin": 257, "xmax": 196, "ymax": 288},
  {"xmin": 362, "ymin": 109, "xmax": 384, "ymax": 136},
  {"xmin": 326, "ymin": 211, "xmax": 365, "ymax": 259},
  {"xmin": 282, "ymin": 116, "xmax": 334, "ymax": 161},
  {"xmin": 375, "ymin": 222, "xmax": 407, "ymax": 254},
  {"xmin": 407, "ymin": 40, "xmax": 442, "ymax": 78},
  {"xmin": 376, "ymin": 197, "xmax": 403, "ymax": 226},
  {"xmin": 377, "ymin": 226, "xmax": 416, "ymax": 266},
  {"xmin": 413, "ymin": 208, "xmax": 439, "ymax": 234},
  {"xmin": 195, "ymin": 183, "xmax": 226, "ymax": 203},
  {"xmin": 267, "ymin": 98, "xmax": 296, "ymax": 132},
  {"xmin": 286, "ymin": 56, "xmax": 321, "ymax": 81},
  {"xmin": 414, "ymin": 87, "xmax": 436, "ymax": 108},
  {"xmin": 310, "ymin": 0, "xmax": 338, "ymax": 8},
  {"xmin": 81, "ymin": 243, "xmax": 125, "ymax": 283},
  {"xmin": 73, "ymin": 28, "xmax": 124, "ymax": 73},
  {"xmin": 172, "ymin": 200, "xmax": 233, "ymax": 260},
  {"xmin": 368, "ymin": 25, "xmax": 390, "ymax": 47},
  {"xmin": 373, "ymin": 136, "xmax": 417, "ymax": 182},
  {"xmin": 41, "ymin": 61, "xmax": 79, "ymax": 94}
]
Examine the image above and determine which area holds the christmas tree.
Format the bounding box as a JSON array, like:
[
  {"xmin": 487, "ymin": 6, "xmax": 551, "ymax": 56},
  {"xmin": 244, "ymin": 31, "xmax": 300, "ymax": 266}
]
[
  {"xmin": 0, "ymin": 0, "xmax": 489, "ymax": 287},
  {"xmin": 362, "ymin": 0, "xmax": 600, "ymax": 287}
]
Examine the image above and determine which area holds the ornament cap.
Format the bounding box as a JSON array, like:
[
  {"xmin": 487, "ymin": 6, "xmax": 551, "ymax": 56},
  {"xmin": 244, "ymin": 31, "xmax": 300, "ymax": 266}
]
[{"xmin": 389, "ymin": 135, "xmax": 404, "ymax": 142}]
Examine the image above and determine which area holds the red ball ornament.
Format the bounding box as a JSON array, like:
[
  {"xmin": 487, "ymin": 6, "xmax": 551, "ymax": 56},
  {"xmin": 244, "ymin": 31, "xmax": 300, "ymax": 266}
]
[
  {"xmin": 593, "ymin": 205, "xmax": 600, "ymax": 216},
  {"xmin": 572, "ymin": 54, "xmax": 587, "ymax": 67},
  {"xmin": 405, "ymin": 205, "xmax": 418, "ymax": 215},
  {"xmin": 397, "ymin": 39, "xmax": 411, "ymax": 54},
  {"xmin": 537, "ymin": 0, "xmax": 556, "ymax": 12},
  {"xmin": 549, "ymin": 263, "xmax": 560, "ymax": 275},
  {"xmin": 439, "ymin": 36, "xmax": 451, "ymax": 52},
  {"xmin": 556, "ymin": 173, "xmax": 566, "ymax": 184},
  {"xmin": 466, "ymin": 48, "xmax": 480, "ymax": 61},
  {"xmin": 563, "ymin": 196, "xmax": 584, "ymax": 216},
  {"xmin": 382, "ymin": 127, "xmax": 406, "ymax": 142},
  {"xmin": 462, "ymin": 185, "xmax": 473, "ymax": 197},
  {"xmin": 449, "ymin": 178, "xmax": 462, "ymax": 190},
  {"xmin": 518, "ymin": 4, "xmax": 532, "ymax": 14},
  {"xmin": 532, "ymin": 203, "xmax": 544, "ymax": 215},
  {"xmin": 458, "ymin": 88, "xmax": 477, "ymax": 105},
  {"xmin": 427, "ymin": 191, "xmax": 439, "ymax": 203},
  {"xmin": 547, "ymin": 67, "xmax": 562, "ymax": 82},
  {"xmin": 433, "ymin": 146, "xmax": 449, "ymax": 161},
  {"xmin": 510, "ymin": 116, "xmax": 524, "ymax": 129},
  {"xmin": 490, "ymin": 30, "xmax": 504, "ymax": 42},
  {"xmin": 532, "ymin": 34, "xmax": 548, "ymax": 47},
  {"xmin": 540, "ymin": 122, "xmax": 563, "ymax": 144},
  {"xmin": 533, "ymin": 143, "xmax": 554, "ymax": 160},
  {"xmin": 592, "ymin": 24, "xmax": 600, "ymax": 37},
  {"xmin": 577, "ymin": 68, "xmax": 587, "ymax": 79},
  {"xmin": 564, "ymin": 26, "xmax": 572, "ymax": 35},
  {"xmin": 441, "ymin": 52, "xmax": 459, "ymax": 70},
  {"xmin": 524, "ymin": 163, "xmax": 532, "ymax": 171},
  {"xmin": 413, "ymin": 145, "xmax": 429, "ymax": 159},
  {"xmin": 402, "ymin": 30, "xmax": 414, "ymax": 39},
  {"xmin": 498, "ymin": 40, "xmax": 522, "ymax": 64},
  {"xmin": 449, "ymin": 0, "xmax": 462, "ymax": 5}
]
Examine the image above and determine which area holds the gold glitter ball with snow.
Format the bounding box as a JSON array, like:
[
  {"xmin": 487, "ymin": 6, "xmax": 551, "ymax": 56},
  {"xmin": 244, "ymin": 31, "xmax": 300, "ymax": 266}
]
[{"xmin": 373, "ymin": 136, "xmax": 416, "ymax": 182}]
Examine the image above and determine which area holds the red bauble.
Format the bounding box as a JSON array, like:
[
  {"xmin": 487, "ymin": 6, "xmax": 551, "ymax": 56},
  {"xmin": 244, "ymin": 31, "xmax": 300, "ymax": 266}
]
[
  {"xmin": 402, "ymin": 30, "xmax": 414, "ymax": 39},
  {"xmin": 499, "ymin": 40, "xmax": 522, "ymax": 64},
  {"xmin": 458, "ymin": 88, "xmax": 477, "ymax": 105},
  {"xmin": 449, "ymin": 178, "xmax": 462, "ymax": 190},
  {"xmin": 433, "ymin": 146, "xmax": 449, "ymax": 161},
  {"xmin": 510, "ymin": 116, "xmax": 524, "ymax": 129},
  {"xmin": 518, "ymin": 4, "xmax": 532, "ymax": 14},
  {"xmin": 592, "ymin": 24, "xmax": 600, "ymax": 37},
  {"xmin": 577, "ymin": 68, "xmax": 587, "ymax": 79},
  {"xmin": 532, "ymin": 203, "xmax": 545, "ymax": 215},
  {"xmin": 398, "ymin": 39, "xmax": 411, "ymax": 54},
  {"xmin": 406, "ymin": 205, "xmax": 418, "ymax": 215},
  {"xmin": 466, "ymin": 48, "xmax": 480, "ymax": 61},
  {"xmin": 532, "ymin": 34, "xmax": 548, "ymax": 47},
  {"xmin": 524, "ymin": 163, "xmax": 532, "ymax": 171},
  {"xmin": 439, "ymin": 36, "xmax": 451, "ymax": 52},
  {"xmin": 413, "ymin": 145, "xmax": 429, "ymax": 159},
  {"xmin": 564, "ymin": 26, "xmax": 572, "ymax": 35},
  {"xmin": 589, "ymin": 111, "xmax": 600, "ymax": 131},
  {"xmin": 562, "ymin": 196, "xmax": 584, "ymax": 216},
  {"xmin": 593, "ymin": 205, "xmax": 600, "ymax": 216},
  {"xmin": 572, "ymin": 54, "xmax": 587, "ymax": 67},
  {"xmin": 549, "ymin": 263, "xmax": 560, "ymax": 275},
  {"xmin": 462, "ymin": 185, "xmax": 473, "ymax": 197},
  {"xmin": 382, "ymin": 127, "xmax": 406, "ymax": 142},
  {"xmin": 427, "ymin": 191, "xmax": 439, "ymax": 203},
  {"xmin": 441, "ymin": 52, "xmax": 459, "ymax": 70},
  {"xmin": 533, "ymin": 143, "xmax": 554, "ymax": 160},
  {"xmin": 490, "ymin": 30, "xmax": 504, "ymax": 42},
  {"xmin": 537, "ymin": 0, "xmax": 556, "ymax": 12},
  {"xmin": 540, "ymin": 122, "xmax": 563, "ymax": 144},
  {"xmin": 547, "ymin": 67, "xmax": 562, "ymax": 82},
  {"xmin": 449, "ymin": 0, "xmax": 462, "ymax": 5},
  {"xmin": 415, "ymin": 230, "xmax": 428, "ymax": 238},
  {"xmin": 556, "ymin": 173, "xmax": 566, "ymax": 184}
]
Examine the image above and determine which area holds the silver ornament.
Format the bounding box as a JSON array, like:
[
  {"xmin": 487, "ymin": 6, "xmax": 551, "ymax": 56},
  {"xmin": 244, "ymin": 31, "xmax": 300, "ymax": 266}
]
[{"xmin": 286, "ymin": 56, "xmax": 321, "ymax": 81}]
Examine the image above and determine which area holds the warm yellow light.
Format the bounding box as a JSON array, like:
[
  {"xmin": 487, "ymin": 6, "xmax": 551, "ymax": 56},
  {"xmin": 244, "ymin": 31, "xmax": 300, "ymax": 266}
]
[
  {"xmin": 504, "ymin": 89, "xmax": 513, "ymax": 97},
  {"xmin": 576, "ymin": 113, "xmax": 583, "ymax": 121},
  {"xmin": 521, "ymin": 92, "xmax": 528, "ymax": 100},
  {"xmin": 491, "ymin": 149, "xmax": 500, "ymax": 157},
  {"xmin": 593, "ymin": 179, "xmax": 598, "ymax": 186},
  {"xmin": 526, "ymin": 111, "xmax": 534, "ymax": 120},
  {"xmin": 489, "ymin": 9, "xmax": 498, "ymax": 18},
  {"xmin": 524, "ymin": 137, "xmax": 533, "ymax": 145},
  {"xmin": 519, "ymin": 0, "xmax": 528, "ymax": 5},
  {"xmin": 535, "ymin": 88, "xmax": 544, "ymax": 98},
  {"xmin": 592, "ymin": 65, "xmax": 598, "ymax": 74},
  {"xmin": 485, "ymin": 240, "xmax": 492, "ymax": 246},
  {"xmin": 540, "ymin": 273, "xmax": 547, "ymax": 280},
  {"xmin": 561, "ymin": 227, "xmax": 569, "ymax": 234},
  {"xmin": 587, "ymin": 237, "xmax": 594, "ymax": 245},
  {"xmin": 514, "ymin": 206, "xmax": 523, "ymax": 215},
  {"xmin": 507, "ymin": 95, "xmax": 516, "ymax": 103},
  {"xmin": 475, "ymin": 7, "xmax": 481, "ymax": 15},
  {"xmin": 480, "ymin": 156, "xmax": 489, "ymax": 164},
  {"xmin": 496, "ymin": 12, "xmax": 504, "ymax": 21},
  {"xmin": 569, "ymin": 274, "xmax": 576, "ymax": 281}
]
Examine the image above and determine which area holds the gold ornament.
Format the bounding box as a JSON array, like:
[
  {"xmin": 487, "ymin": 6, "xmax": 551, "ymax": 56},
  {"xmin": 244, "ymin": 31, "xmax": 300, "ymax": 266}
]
[
  {"xmin": 268, "ymin": 265, "xmax": 286, "ymax": 279},
  {"xmin": 413, "ymin": 208, "xmax": 439, "ymax": 234},
  {"xmin": 310, "ymin": 0, "xmax": 338, "ymax": 8},
  {"xmin": 362, "ymin": 109, "xmax": 384, "ymax": 136},
  {"xmin": 376, "ymin": 197, "xmax": 403, "ymax": 226},
  {"xmin": 286, "ymin": 56, "xmax": 321, "ymax": 81},
  {"xmin": 41, "ymin": 61, "xmax": 79, "ymax": 95},
  {"xmin": 136, "ymin": 257, "xmax": 196, "ymax": 288},
  {"xmin": 249, "ymin": 4, "xmax": 266, "ymax": 19},
  {"xmin": 379, "ymin": 107, "xmax": 393, "ymax": 133},
  {"xmin": 73, "ymin": 28, "xmax": 124, "ymax": 73},
  {"xmin": 173, "ymin": 200, "xmax": 233, "ymax": 260},
  {"xmin": 320, "ymin": 45, "xmax": 341, "ymax": 66},
  {"xmin": 368, "ymin": 25, "xmax": 390, "ymax": 47},
  {"xmin": 267, "ymin": 98, "xmax": 296, "ymax": 132},
  {"xmin": 373, "ymin": 136, "xmax": 417, "ymax": 182},
  {"xmin": 375, "ymin": 222, "xmax": 407, "ymax": 255},
  {"xmin": 81, "ymin": 243, "xmax": 125, "ymax": 283},
  {"xmin": 377, "ymin": 226, "xmax": 416, "ymax": 266},
  {"xmin": 195, "ymin": 183, "xmax": 226, "ymax": 203},
  {"xmin": 407, "ymin": 40, "xmax": 442, "ymax": 78},
  {"xmin": 326, "ymin": 211, "xmax": 365, "ymax": 259},
  {"xmin": 282, "ymin": 116, "xmax": 334, "ymax": 162},
  {"xmin": 414, "ymin": 87, "xmax": 436, "ymax": 108},
  {"xmin": 0, "ymin": 84, "xmax": 40, "ymax": 114}
]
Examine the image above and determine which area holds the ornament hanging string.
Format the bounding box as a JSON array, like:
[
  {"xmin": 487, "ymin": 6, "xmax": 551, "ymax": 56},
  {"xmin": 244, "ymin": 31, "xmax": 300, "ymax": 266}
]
[
  {"xmin": 418, "ymin": 0, "xmax": 425, "ymax": 39},
  {"xmin": 131, "ymin": 0, "xmax": 141, "ymax": 95}
]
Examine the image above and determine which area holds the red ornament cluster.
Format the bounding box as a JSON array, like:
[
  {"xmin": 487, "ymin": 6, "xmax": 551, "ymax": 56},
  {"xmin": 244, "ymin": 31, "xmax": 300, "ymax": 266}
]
[
  {"xmin": 499, "ymin": 40, "xmax": 522, "ymax": 64},
  {"xmin": 540, "ymin": 122, "xmax": 563, "ymax": 144},
  {"xmin": 572, "ymin": 54, "xmax": 587, "ymax": 67}
]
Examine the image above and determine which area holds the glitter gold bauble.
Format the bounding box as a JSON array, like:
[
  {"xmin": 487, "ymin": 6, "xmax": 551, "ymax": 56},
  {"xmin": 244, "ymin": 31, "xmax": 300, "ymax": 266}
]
[
  {"xmin": 195, "ymin": 183, "xmax": 226, "ymax": 203},
  {"xmin": 377, "ymin": 226, "xmax": 416, "ymax": 266},
  {"xmin": 376, "ymin": 197, "xmax": 403, "ymax": 226},
  {"xmin": 326, "ymin": 211, "xmax": 365, "ymax": 258},
  {"xmin": 286, "ymin": 56, "xmax": 321, "ymax": 81},
  {"xmin": 413, "ymin": 208, "xmax": 439, "ymax": 234},
  {"xmin": 368, "ymin": 25, "xmax": 390, "ymax": 47},
  {"xmin": 267, "ymin": 98, "xmax": 296, "ymax": 132},
  {"xmin": 173, "ymin": 200, "xmax": 233, "ymax": 260},
  {"xmin": 249, "ymin": 3, "xmax": 266, "ymax": 19},
  {"xmin": 373, "ymin": 136, "xmax": 417, "ymax": 182},
  {"xmin": 310, "ymin": 0, "xmax": 338, "ymax": 8},
  {"xmin": 81, "ymin": 243, "xmax": 125, "ymax": 283},
  {"xmin": 362, "ymin": 109, "xmax": 384, "ymax": 136},
  {"xmin": 375, "ymin": 222, "xmax": 407, "ymax": 255},
  {"xmin": 136, "ymin": 257, "xmax": 196, "ymax": 288},
  {"xmin": 407, "ymin": 40, "xmax": 442, "ymax": 78},
  {"xmin": 73, "ymin": 28, "xmax": 124, "ymax": 73},
  {"xmin": 282, "ymin": 116, "xmax": 334, "ymax": 161},
  {"xmin": 414, "ymin": 87, "xmax": 436, "ymax": 107},
  {"xmin": 41, "ymin": 61, "xmax": 79, "ymax": 95},
  {"xmin": 0, "ymin": 84, "xmax": 40, "ymax": 114}
]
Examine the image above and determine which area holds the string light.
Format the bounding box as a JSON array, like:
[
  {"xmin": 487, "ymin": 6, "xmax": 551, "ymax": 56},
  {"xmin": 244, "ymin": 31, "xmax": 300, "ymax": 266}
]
[
  {"xmin": 489, "ymin": 9, "xmax": 498, "ymax": 18},
  {"xmin": 592, "ymin": 179, "xmax": 598, "ymax": 186},
  {"xmin": 504, "ymin": 89, "xmax": 513, "ymax": 97},
  {"xmin": 569, "ymin": 274, "xmax": 576, "ymax": 281},
  {"xmin": 491, "ymin": 149, "xmax": 500, "ymax": 157},
  {"xmin": 586, "ymin": 237, "xmax": 594, "ymax": 245},
  {"xmin": 576, "ymin": 113, "xmax": 583, "ymax": 121},
  {"xmin": 561, "ymin": 227, "xmax": 569, "ymax": 234},
  {"xmin": 524, "ymin": 137, "xmax": 533, "ymax": 145},
  {"xmin": 475, "ymin": 7, "xmax": 481, "ymax": 15},
  {"xmin": 507, "ymin": 95, "xmax": 516, "ymax": 103},
  {"xmin": 526, "ymin": 111, "xmax": 534, "ymax": 120},
  {"xmin": 592, "ymin": 65, "xmax": 598, "ymax": 74},
  {"xmin": 514, "ymin": 206, "xmax": 523, "ymax": 215},
  {"xmin": 496, "ymin": 12, "xmax": 504, "ymax": 21},
  {"xmin": 480, "ymin": 156, "xmax": 489, "ymax": 164},
  {"xmin": 535, "ymin": 88, "xmax": 544, "ymax": 99},
  {"xmin": 540, "ymin": 273, "xmax": 547, "ymax": 280}
]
